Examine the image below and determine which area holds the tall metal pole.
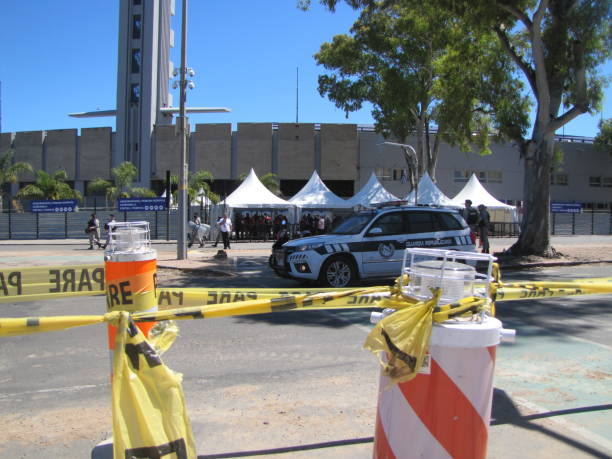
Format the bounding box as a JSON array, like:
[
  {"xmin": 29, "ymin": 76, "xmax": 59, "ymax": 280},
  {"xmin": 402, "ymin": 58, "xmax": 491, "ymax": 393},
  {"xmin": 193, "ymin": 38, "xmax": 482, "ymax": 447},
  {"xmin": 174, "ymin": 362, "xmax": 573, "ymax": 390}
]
[{"xmin": 177, "ymin": 0, "xmax": 189, "ymax": 260}]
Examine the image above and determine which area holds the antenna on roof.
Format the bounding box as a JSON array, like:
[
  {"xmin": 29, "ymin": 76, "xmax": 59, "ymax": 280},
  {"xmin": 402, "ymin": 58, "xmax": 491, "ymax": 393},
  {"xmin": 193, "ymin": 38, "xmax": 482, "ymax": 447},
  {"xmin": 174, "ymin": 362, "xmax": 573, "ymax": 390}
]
[{"xmin": 296, "ymin": 67, "xmax": 299, "ymax": 124}]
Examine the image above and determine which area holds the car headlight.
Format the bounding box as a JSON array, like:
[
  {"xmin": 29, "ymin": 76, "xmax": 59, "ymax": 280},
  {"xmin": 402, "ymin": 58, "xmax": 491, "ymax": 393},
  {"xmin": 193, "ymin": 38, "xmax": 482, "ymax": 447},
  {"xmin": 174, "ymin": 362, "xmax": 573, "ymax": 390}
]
[{"xmin": 295, "ymin": 242, "xmax": 324, "ymax": 252}]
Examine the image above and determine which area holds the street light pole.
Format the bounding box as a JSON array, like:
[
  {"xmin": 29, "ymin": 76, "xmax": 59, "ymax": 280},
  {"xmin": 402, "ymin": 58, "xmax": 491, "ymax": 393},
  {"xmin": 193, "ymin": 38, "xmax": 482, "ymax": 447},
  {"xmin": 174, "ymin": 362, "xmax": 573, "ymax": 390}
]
[
  {"xmin": 380, "ymin": 141, "xmax": 419, "ymax": 206},
  {"xmin": 177, "ymin": 0, "xmax": 188, "ymax": 260}
]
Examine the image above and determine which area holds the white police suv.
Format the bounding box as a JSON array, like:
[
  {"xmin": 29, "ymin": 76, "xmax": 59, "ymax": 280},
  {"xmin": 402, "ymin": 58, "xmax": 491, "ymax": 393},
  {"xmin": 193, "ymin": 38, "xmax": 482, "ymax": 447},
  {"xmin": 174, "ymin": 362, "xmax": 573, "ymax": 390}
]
[{"xmin": 270, "ymin": 205, "xmax": 475, "ymax": 287}]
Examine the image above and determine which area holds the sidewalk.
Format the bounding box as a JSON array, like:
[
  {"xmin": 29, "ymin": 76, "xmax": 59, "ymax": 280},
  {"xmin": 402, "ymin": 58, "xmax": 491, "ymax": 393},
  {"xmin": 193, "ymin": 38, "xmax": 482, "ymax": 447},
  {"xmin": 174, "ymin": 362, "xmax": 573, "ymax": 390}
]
[{"xmin": 1, "ymin": 236, "xmax": 611, "ymax": 272}]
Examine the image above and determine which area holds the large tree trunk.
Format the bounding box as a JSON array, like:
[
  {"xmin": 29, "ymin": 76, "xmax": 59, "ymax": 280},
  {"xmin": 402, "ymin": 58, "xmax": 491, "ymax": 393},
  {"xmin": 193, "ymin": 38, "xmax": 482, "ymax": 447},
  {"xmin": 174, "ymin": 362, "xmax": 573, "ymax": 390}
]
[{"xmin": 509, "ymin": 130, "xmax": 555, "ymax": 256}]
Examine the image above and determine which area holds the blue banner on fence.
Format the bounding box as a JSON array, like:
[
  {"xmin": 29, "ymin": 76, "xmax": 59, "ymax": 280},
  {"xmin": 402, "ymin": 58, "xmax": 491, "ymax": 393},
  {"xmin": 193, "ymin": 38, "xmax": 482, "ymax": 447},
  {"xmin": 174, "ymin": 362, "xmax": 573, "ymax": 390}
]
[
  {"xmin": 31, "ymin": 200, "xmax": 78, "ymax": 213},
  {"xmin": 551, "ymin": 202, "xmax": 582, "ymax": 213},
  {"xmin": 117, "ymin": 197, "xmax": 167, "ymax": 212}
]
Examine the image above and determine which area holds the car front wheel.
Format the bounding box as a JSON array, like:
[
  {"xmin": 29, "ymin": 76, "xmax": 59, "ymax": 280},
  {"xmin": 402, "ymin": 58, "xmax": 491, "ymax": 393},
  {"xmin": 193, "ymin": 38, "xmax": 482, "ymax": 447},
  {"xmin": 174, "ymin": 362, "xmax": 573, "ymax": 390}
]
[{"xmin": 319, "ymin": 256, "xmax": 356, "ymax": 288}]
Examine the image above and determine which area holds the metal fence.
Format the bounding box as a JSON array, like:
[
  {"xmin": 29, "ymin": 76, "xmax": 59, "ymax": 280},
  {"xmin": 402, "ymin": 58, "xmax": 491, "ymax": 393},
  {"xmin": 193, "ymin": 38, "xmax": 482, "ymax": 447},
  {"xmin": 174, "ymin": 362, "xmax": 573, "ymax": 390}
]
[{"xmin": 0, "ymin": 209, "xmax": 610, "ymax": 240}]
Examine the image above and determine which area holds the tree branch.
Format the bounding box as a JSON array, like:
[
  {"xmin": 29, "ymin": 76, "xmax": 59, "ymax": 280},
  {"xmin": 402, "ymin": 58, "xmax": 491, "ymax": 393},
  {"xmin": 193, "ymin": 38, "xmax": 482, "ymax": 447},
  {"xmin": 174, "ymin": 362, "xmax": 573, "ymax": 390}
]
[
  {"xmin": 496, "ymin": 2, "xmax": 532, "ymax": 29},
  {"xmin": 549, "ymin": 104, "xmax": 588, "ymax": 133},
  {"xmin": 494, "ymin": 26, "xmax": 537, "ymax": 95}
]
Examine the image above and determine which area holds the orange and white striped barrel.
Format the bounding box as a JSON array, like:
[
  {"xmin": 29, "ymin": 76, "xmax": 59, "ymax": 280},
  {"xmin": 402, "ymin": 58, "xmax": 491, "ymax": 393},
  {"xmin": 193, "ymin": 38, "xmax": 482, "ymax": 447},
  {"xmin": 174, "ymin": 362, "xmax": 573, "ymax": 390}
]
[
  {"xmin": 373, "ymin": 316, "xmax": 503, "ymax": 459},
  {"xmin": 104, "ymin": 224, "xmax": 157, "ymax": 374}
]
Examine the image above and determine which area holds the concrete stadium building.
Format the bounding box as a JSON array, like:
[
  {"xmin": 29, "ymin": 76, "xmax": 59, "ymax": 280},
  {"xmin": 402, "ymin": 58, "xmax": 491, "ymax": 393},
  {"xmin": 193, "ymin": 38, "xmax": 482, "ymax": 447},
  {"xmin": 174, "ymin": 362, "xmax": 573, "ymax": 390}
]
[{"xmin": 1, "ymin": 0, "xmax": 610, "ymax": 210}]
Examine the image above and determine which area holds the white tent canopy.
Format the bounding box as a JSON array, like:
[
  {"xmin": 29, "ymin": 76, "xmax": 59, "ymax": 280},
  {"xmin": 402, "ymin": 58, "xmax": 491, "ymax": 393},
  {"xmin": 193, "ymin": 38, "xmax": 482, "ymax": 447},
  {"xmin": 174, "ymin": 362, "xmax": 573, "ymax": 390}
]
[
  {"xmin": 345, "ymin": 172, "xmax": 399, "ymax": 208},
  {"xmin": 222, "ymin": 168, "xmax": 294, "ymax": 209},
  {"xmin": 450, "ymin": 173, "xmax": 517, "ymax": 222},
  {"xmin": 404, "ymin": 172, "xmax": 458, "ymax": 207},
  {"xmin": 289, "ymin": 170, "xmax": 352, "ymax": 209}
]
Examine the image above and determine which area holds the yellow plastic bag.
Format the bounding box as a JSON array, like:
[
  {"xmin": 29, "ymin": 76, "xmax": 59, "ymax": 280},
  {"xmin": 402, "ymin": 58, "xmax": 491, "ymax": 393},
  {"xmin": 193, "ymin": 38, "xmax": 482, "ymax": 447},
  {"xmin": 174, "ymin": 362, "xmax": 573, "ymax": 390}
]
[
  {"xmin": 364, "ymin": 292, "xmax": 439, "ymax": 385},
  {"xmin": 112, "ymin": 312, "xmax": 197, "ymax": 458}
]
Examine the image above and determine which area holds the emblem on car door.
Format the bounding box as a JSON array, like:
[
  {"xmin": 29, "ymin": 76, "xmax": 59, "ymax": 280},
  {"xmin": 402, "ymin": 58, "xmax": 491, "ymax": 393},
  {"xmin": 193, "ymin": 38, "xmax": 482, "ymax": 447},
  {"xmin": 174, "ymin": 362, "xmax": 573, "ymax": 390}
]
[{"xmin": 378, "ymin": 242, "xmax": 395, "ymax": 258}]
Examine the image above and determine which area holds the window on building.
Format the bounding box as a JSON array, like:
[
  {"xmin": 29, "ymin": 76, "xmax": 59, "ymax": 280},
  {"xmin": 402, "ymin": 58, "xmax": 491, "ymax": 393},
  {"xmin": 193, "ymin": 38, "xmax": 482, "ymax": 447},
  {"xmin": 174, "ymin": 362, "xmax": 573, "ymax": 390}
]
[
  {"xmin": 551, "ymin": 173, "xmax": 568, "ymax": 186},
  {"xmin": 487, "ymin": 171, "xmax": 502, "ymax": 183},
  {"xmin": 603, "ymin": 177, "xmax": 612, "ymax": 188},
  {"xmin": 454, "ymin": 170, "xmax": 470, "ymax": 182},
  {"xmin": 477, "ymin": 171, "xmax": 487, "ymax": 182},
  {"xmin": 596, "ymin": 202, "xmax": 608, "ymax": 210},
  {"xmin": 131, "ymin": 49, "xmax": 141, "ymax": 73},
  {"xmin": 130, "ymin": 84, "xmax": 140, "ymax": 104},
  {"xmin": 133, "ymin": 0, "xmax": 141, "ymax": 5},
  {"xmin": 132, "ymin": 15, "xmax": 142, "ymax": 40},
  {"xmin": 589, "ymin": 176, "xmax": 602, "ymax": 187},
  {"xmin": 375, "ymin": 167, "xmax": 393, "ymax": 181}
]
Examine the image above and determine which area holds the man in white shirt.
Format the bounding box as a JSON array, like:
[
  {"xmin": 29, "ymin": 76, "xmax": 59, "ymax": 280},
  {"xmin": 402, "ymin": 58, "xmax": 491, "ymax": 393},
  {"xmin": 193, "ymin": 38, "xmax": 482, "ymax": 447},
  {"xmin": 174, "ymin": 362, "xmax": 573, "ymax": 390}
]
[{"xmin": 220, "ymin": 214, "xmax": 232, "ymax": 249}]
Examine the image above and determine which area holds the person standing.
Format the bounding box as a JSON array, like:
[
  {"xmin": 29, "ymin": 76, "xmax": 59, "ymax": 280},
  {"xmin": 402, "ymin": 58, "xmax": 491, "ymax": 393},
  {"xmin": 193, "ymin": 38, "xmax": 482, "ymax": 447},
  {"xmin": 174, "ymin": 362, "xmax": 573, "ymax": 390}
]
[
  {"xmin": 316, "ymin": 215, "xmax": 325, "ymax": 234},
  {"xmin": 220, "ymin": 213, "xmax": 232, "ymax": 249},
  {"xmin": 462, "ymin": 199, "xmax": 480, "ymax": 233},
  {"xmin": 477, "ymin": 204, "xmax": 491, "ymax": 254},
  {"xmin": 86, "ymin": 213, "xmax": 101, "ymax": 249},
  {"xmin": 212, "ymin": 215, "xmax": 223, "ymax": 247},
  {"xmin": 102, "ymin": 214, "xmax": 117, "ymax": 249}
]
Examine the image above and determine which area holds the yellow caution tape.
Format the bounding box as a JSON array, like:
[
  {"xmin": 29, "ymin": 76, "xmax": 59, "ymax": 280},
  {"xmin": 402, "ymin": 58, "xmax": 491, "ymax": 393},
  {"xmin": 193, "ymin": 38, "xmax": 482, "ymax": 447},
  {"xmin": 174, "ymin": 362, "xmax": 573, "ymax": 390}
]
[
  {"xmin": 112, "ymin": 312, "xmax": 197, "ymax": 458},
  {"xmin": 1, "ymin": 263, "xmax": 611, "ymax": 309},
  {"xmin": 0, "ymin": 265, "xmax": 105, "ymax": 303}
]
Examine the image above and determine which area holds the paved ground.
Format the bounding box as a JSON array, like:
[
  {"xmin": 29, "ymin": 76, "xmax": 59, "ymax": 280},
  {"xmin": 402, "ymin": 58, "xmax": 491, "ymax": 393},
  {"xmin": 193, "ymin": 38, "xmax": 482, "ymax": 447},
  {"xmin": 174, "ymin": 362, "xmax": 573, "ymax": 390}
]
[{"xmin": 0, "ymin": 236, "xmax": 610, "ymax": 458}]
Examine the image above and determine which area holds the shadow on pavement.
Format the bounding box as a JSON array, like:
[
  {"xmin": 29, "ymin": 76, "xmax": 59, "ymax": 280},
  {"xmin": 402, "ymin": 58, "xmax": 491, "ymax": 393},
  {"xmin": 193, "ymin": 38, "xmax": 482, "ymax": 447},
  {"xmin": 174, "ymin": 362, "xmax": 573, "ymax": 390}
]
[
  {"xmin": 197, "ymin": 436, "xmax": 374, "ymax": 458},
  {"xmin": 491, "ymin": 388, "xmax": 611, "ymax": 458},
  {"xmin": 234, "ymin": 309, "xmax": 373, "ymax": 329}
]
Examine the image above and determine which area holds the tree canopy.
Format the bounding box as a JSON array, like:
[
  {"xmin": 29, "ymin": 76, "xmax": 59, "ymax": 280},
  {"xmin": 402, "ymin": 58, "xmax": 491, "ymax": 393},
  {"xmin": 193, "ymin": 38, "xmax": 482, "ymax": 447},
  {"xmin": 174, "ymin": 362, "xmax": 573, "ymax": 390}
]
[
  {"xmin": 16, "ymin": 170, "xmax": 82, "ymax": 202},
  {"xmin": 304, "ymin": 0, "xmax": 611, "ymax": 256},
  {"xmin": 594, "ymin": 118, "xmax": 612, "ymax": 155},
  {"xmin": 0, "ymin": 150, "xmax": 33, "ymax": 195},
  {"xmin": 314, "ymin": 1, "xmax": 529, "ymax": 180}
]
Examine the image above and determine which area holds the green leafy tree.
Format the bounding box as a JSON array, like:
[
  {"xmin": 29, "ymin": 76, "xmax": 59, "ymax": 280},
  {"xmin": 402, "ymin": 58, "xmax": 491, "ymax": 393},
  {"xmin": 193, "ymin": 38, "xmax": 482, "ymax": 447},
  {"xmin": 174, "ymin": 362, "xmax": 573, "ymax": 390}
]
[
  {"xmin": 130, "ymin": 187, "xmax": 157, "ymax": 198},
  {"xmin": 307, "ymin": 0, "xmax": 611, "ymax": 256},
  {"xmin": 86, "ymin": 178, "xmax": 113, "ymax": 207},
  {"xmin": 170, "ymin": 170, "xmax": 220, "ymax": 204},
  {"xmin": 0, "ymin": 150, "xmax": 33, "ymax": 205},
  {"xmin": 16, "ymin": 170, "xmax": 82, "ymax": 202},
  {"xmin": 594, "ymin": 118, "xmax": 612, "ymax": 155},
  {"xmin": 111, "ymin": 161, "xmax": 138, "ymax": 195},
  {"xmin": 314, "ymin": 2, "xmax": 529, "ymax": 183}
]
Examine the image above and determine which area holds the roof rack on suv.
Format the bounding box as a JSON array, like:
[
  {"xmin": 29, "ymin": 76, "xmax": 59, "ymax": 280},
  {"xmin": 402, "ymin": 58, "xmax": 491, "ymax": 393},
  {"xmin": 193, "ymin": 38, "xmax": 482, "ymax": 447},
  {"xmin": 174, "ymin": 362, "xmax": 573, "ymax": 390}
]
[{"xmin": 373, "ymin": 200, "xmax": 409, "ymax": 208}]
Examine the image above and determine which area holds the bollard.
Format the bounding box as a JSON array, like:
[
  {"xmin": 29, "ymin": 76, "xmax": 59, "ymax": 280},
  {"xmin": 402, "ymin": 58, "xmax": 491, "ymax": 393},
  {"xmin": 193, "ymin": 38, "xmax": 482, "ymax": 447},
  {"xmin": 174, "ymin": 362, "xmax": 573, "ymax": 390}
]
[
  {"xmin": 373, "ymin": 317, "xmax": 505, "ymax": 459},
  {"xmin": 372, "ymin": 248, "xmax": 514, "ymax": 459},
  {"xmin": 104, "ymin": 221, "xmax": 157, "ymax": 373}
]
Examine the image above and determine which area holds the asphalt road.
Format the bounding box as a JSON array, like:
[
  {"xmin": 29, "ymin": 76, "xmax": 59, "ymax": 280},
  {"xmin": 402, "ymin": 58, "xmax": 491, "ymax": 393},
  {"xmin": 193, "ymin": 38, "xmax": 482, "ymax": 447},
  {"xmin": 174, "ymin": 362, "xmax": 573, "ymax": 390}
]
[{"xmin": 0, "ymin": 253, "xmax": 610, "ymax": 458}]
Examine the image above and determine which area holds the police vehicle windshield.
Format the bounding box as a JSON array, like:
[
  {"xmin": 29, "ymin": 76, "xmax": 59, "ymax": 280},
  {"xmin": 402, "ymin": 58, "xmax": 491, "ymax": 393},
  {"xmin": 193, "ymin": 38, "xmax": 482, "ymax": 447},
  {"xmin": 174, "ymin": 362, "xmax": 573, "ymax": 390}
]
[{"xmin": 330, "ymin": 212, "xmax": 375, "ymax": 235}]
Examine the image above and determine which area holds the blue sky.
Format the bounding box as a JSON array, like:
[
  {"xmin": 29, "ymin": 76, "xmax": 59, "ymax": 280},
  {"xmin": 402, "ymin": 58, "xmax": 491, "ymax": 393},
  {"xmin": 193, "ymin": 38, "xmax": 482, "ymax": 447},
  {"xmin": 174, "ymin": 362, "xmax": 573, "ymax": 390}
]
[{"xmin": 1, "ymin": 0, "xmax": 609, "ymax": 138}]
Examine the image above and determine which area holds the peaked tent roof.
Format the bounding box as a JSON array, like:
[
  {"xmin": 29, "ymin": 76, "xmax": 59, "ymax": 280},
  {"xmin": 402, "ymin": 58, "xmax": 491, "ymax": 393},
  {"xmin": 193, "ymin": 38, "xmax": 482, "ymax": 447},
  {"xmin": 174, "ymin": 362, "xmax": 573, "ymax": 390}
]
[
  {"xmin": 223, "ymin": 168, "xmax": 293, "ymax": 208},
  {"xmin": 404, "ymin": 172, "xmax": 457, "ymax": 207},
  {"xmin": 289, "ymin": 170, "xmax": 352, "ymax": 208},
  {"xmin": 345, "ymin": 172, "xmax": 399, "ymax": 207},
  {"xmin": 449, "ymin": 173, "xmax": 515, "ymax": 209}
]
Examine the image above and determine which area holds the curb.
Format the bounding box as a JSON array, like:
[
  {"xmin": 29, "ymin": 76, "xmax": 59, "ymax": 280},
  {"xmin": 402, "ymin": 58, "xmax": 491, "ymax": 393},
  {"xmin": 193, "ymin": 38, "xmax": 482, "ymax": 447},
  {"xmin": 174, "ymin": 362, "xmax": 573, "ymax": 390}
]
[{"xmin": 498, "ymin": 259, "xmax": 612, "ymax": 270}]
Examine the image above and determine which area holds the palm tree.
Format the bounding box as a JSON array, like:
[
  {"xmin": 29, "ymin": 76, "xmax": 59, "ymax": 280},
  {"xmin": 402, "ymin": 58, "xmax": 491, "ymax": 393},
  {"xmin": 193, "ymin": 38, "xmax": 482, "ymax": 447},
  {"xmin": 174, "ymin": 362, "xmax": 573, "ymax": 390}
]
[
  {"xmin": 16, "ymin": 170, "xmax": 82, "ymax": 202},
  {"xmin": 0, "ymin": 150, "xmax": 33, "ymax": 207},
  {"xmin": 189, "ymin": 170, "xmax": 219, "ymax": 204},
  {"xmin": 170, "ymin": 170, "xmax": 219, "ymax": 205},
  {"xmin": 111, "ymin": 161, "xmax": 138, "ymax": 195}
]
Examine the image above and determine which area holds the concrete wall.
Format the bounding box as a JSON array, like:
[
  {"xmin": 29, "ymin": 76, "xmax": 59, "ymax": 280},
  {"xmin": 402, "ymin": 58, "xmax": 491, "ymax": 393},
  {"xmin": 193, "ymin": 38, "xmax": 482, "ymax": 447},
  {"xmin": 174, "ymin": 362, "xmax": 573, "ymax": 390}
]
[
  {"xmin": 45, "ymin": 129, "xmax": 77, "ymax": 179},
  {"xmin": 236, "ymin": 123, "xmax": 273, "ymax": 177},
  {"xmin": 277, "ymin": 123, "xmax": 315, "ymax": 179},
  {"xmin": 79, "ymin": 128, "xmax": 112, "ymax": 181},
  {"xmin": 1, "ymin": 123, "xmax": 609, "ymax": 207},
  {"xmin": 193, "ymin": 123, "xmax": 232, "ymax": 179},
  {"xmin": 554, "ymin": 141, "xmax": 612, "ymax": 204},
  {"xmin": 153, "ymin": 124, "xmax": 180, "ymax": 178},
  {"xmin": 320, "ymin": 124, "xmax": 358, "ymax": 183},
  {"xmin": 13, "ymin": 131, "xmax": 44, "ymax": 181},
  {"xmin": 0, "ymin": 133, "xmax": 14, "ymax": 155}
]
